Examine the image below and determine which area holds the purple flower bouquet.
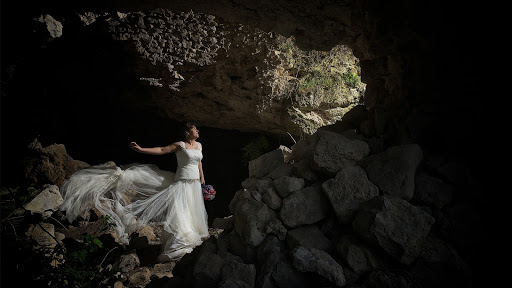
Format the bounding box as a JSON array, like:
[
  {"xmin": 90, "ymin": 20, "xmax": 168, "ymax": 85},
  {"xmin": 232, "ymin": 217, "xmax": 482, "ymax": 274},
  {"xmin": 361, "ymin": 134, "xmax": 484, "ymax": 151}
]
[{"xmin": 201, "ymin": 183, "xmax": 216, "ymax": 201}]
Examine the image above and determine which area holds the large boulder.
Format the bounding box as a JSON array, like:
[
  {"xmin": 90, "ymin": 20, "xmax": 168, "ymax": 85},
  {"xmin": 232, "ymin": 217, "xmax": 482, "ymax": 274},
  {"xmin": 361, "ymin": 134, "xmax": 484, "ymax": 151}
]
[
  {"xmin": 279, "ymin": 186, "xmax": 329, "ymax": 228},
  {"xmin": 23, "ymin": 139, "xmax": 90, "ymax": 187},
  {"xmin": 24, "ymin": 184, "xmax": 63, "ymax": 219},
  {"xmin": 248, "ymin": 146, "xmax": 290, "ymax": 179},
  {"xmin": 229, "ymin": 189, "xmax": 275, "ymax": 247},
  {"xmin": 311, "ymin": 130, "xmax": 370, "ymax": 176},
  {"xmin": 292, "ymin": 246, "xmax": 346, "ymax": 287},
  {"xmin": 322, "ymin": 166, "xmax": 379, "ymax": 224},
  {"xmin": 352, "ymin": 195, "xmax": 435, "ymax": 265},
  {"xmin": 363, "ymin": 144, "xmax": 423, "ymax": 201}
]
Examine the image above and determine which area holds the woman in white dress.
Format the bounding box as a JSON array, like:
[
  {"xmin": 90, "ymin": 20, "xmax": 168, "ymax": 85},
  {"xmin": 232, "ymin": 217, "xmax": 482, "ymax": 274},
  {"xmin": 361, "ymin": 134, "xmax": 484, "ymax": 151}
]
[{"xmin": 59, "ymin": 122, "xmax": 209, "ymax": 262}]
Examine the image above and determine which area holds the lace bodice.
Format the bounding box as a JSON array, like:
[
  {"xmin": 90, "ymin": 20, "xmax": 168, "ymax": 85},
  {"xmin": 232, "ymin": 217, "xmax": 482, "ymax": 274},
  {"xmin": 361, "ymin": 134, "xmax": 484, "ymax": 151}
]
[{"xmin": 174, "ymin": 141, "xmax": 203, "ymax": 181}]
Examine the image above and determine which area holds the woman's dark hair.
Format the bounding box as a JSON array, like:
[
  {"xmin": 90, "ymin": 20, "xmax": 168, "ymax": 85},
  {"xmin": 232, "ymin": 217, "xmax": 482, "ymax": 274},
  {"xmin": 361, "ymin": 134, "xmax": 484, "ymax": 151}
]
[{"xmin": 179, "ymin": 122, "xmax": 195, "ymax": 140}]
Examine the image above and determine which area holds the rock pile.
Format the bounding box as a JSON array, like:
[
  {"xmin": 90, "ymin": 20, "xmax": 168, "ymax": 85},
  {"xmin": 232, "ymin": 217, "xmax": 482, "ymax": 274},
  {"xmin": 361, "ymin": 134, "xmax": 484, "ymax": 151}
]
[
  {"xmin": 168, "ymin": 129, "xmax": 473, "ymax": 287},
  {"xmin": 3, "ymin": 130, "xmax": 475, "ymax": 287}
]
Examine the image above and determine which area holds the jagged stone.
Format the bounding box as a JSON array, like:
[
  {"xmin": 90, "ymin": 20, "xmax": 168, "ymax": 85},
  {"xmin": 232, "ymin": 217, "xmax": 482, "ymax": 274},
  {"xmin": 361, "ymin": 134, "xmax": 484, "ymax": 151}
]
[
  {"xmin": 279, "ymin": 186, "xmax": 329, "ymax": 228},
  {"xmin": 336, "ymin": 235, "xmax": 387, "ymax": 275},
  {"xmin": 287, "ymin": 225, "xmax": 332, "ymax": 253},
  {"xmin": 273, "ymin": 176, "xmax": 304, "ymax": 198},
  {"xmin": 117, "ymin": 251, "xmax": 140, "ymax": 273},
  {"xmin": 414, "ymin": 173, "xmax": 453, "ymax": 208},
  {"xmin": 352, "ymin": 195, "xmax": 435, "ymax": 265},
  {"xmin": 26, "ymin": 223, "xmax": 58, "ymax": 249},
  {"xmin": 232, "ymin": 194, "xmax": 274, "ymax": 247},
  {"xmin": 221, "ymin": 259, "xmax": 256, "ymax": 288},
  {"xmin": 213, "ymin": 215, "xmax": 235, "ymax": 230},
  {"xmin": 311, "ymin": 130, "xmax": 370, "ymax": 176},
  {"xmin": 23, "ymin": 141, "xmax": 90, "ymax": 187},
  {"xmin": 249, "ymin": 147, "xmax": 288, "ymax": 179},
  {"xmin": 291, "ymin": 246, "xmax": 346, "ymax": 287},
  {"xmin": 262, "ymin": 188, "xmax": 282, "ymax": 211},
  {"xmin": 272, "ymin": 261, "xmax": 310, "ymax": 288},
  {"xmin": 34, "ymin": 14, "xmax": 63, "ymax": 38},
  {"xmin": 225, "ymin": 230, "xmax": 258, "ymax": 264},
  {"xmin": 322, "ymin": 166, "xmax": 379, "ymax": 224},
  {"xmin": 24, "ymin": 184, "xmax": 63, "ymax": 218},
  {"xmin": 193, "ymin": 251, "xmax": 224, "ymax": 286},
  {"xmin": 241, "ymin": 178, "xmax": 274, "ymax": 195},
  {"xmin": 363, "ymin": 144, "xmax": 423, "ymax": 201},
  {"xmin": 291, "ymin": 159, "xmax": 318, "ymax": 183},
  {"xmin": 265, "ymin": 219, "xmax": 287, "ymax": 241},
  {"xmin": 268, "ymin": 163, "xmax": 294, "ymax": 180},
  {"xmin": 126, "ymin": 267, "xmax": 152, "ymax": 288}
]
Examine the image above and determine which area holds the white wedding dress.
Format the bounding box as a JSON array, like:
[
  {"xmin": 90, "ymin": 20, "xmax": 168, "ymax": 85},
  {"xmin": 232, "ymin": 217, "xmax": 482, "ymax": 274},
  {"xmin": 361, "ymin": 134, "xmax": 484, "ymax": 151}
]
[{"xmin": 59, "ymin": 141, "xmax": 209, "ymax": 262}]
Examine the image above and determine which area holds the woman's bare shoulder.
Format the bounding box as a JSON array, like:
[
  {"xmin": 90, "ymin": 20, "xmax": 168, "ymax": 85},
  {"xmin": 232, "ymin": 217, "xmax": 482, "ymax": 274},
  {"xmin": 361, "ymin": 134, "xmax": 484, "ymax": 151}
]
[{"xmin": 166, "ymin": 141, "xmax": 183, "ymax": 152}]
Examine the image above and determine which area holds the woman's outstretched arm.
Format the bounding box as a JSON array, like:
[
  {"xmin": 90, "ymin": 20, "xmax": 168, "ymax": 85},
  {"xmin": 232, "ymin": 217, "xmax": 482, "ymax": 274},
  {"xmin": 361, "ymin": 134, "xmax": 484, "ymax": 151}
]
[{"xmin": 129, "ymin": 142, "xmax": 181, "ymax": 155}]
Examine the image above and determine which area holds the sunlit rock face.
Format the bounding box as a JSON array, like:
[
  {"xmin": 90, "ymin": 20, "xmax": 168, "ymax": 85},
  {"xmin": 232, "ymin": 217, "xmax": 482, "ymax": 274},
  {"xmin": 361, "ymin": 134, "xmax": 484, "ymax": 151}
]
[{"xmin": 78, "ymin": 9, "xmax": 365, "ymax": 136}]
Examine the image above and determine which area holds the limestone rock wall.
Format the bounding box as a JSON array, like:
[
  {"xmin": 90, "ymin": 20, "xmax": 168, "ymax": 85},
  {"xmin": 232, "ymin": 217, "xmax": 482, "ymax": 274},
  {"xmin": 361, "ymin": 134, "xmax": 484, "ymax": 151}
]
[{"xmin": 78, "ymin": 8, "xmax": 365, "ymax": 136}]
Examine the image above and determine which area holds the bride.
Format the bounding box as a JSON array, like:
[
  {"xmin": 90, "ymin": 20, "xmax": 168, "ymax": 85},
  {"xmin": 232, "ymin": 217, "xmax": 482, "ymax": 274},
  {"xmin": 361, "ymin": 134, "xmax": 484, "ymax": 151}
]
[{"xmin": 59, "ymin": 122, "xmax": 209, "ymax": 262}]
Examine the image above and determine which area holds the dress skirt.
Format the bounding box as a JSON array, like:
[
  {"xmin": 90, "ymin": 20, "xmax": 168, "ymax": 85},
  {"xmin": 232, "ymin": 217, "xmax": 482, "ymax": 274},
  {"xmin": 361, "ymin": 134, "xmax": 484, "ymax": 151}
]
[{"xmin": 59, "ymin": 162, "xmax": 209, "ymax": 261}]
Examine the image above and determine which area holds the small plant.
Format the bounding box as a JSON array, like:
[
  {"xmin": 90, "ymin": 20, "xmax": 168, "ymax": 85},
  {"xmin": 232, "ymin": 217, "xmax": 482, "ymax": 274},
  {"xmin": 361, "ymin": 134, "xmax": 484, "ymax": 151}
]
[
  {"xmin": 71, "ymin": 234, "xmax": 104, "ymax": 264},
  {"xmin": 241, "ymin": 135, "xmax": 270, "ymax": 166},
  {"xmin": 342, "ymin": 72, "xmax": 361, "ymax": 87},
  {"xmin": 29, "ymin": 233, "xmax": 119, "ymax": 288},
  {"xmin": 297, "ymin": 73, "xmax": 334, "ymax": 93},
  {"xmin": 100, "ymin": 215, "xmax": 117, "ymax": 229}
]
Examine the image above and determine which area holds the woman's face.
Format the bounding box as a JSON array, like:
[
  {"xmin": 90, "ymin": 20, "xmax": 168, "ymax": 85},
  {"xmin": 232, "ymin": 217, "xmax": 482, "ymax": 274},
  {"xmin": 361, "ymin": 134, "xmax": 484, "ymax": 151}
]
[{"xmin": 188, "ymin": 126, "xmax": 199, "ymax": 139}]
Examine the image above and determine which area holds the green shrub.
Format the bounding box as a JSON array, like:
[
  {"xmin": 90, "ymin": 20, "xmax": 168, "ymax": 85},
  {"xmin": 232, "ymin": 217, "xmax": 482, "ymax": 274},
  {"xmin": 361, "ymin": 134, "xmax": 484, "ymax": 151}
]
[
  {"xmin": 297, "ymin": 73, "xmax": 334, "ymax": 93},
  {"xmin": 342, "ymin": 72, "xmax": 360, "ymax": 87},
  {"xmin": 31, "ymin": 233, "xmax": 120, "ymax": 288},
  {"xmin": 241, "ymin": 135, "xmax": 270, "ymax": 166},
  {"xmin": 263, "ymin": 36, "xmax": 362, "ymax": 109}
]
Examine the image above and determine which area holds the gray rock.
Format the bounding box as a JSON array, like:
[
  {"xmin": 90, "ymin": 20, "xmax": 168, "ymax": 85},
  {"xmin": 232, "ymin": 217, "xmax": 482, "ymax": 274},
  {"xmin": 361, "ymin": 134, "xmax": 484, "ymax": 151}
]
[
  {"xmin": 24, "ymin": 185, "xmax": 63, "ymax": 218},
  {"xmin": 268, "ymin": 163, "xmax": 294, "ymax": 180},
  {"xmin": 352, "ymin": 195, "xmax": 435, "ymax": 265},
  {"xmin": 193, "ymin": 252, "xmax": 225, "ymax": 286},
  {"xmin": 249, "ymin": 147, "xmax": 288, "ymax": 178},
  {"xmin": 322, "ymin": 166, "xmax": 379, "ymax": 224},
  {"xmin": 414, "ymin": 173, "xmax": 453, "ymax": 208},
  {"xmin": 336, "ymin": 235, "xmax": 386, "ymax": 275},
  {"xmin": 311, "ymin": 130, "xmax": 370, "ymax": 175},
  {"xmin": 272, "ymin": 261, "xmax": 310, "ymax": 288},
  {"xmin": 231, "ymin": 192, "xmax": 274, "ymax": 246},
  {"xmin": 363, "ymin": 144, "xmax": 423, "ymax": 201},
  {"xmin": 292, "ymin": 246, "xmax": 346, "ymax": 287},
  {"xmin": 266, "ymin": 219, "xmax": 287, "ymax": 241},
  {"xmin": 117, "ymin": 251, "xmax": 140, "ymax": 273},
  {"xmin": 279, "ymin": 186, "xmax": 329, "ymax": 228},
  {"xmin": 241, "ymin": 178, "xmax": 274, "ymax": 195},
  {"xmin": 213, "ymin": 215, "xmax": 234, "ymax": 230},
  {"xmin": 287, "ymin": 225, "xmax": 332, "ymax": 252},
  {"xmin": 221, "ymin": 259, "xmax": 256, "ymax": 288},
  {"xmin": 273, "ymin": 176, "xmax": 304, "ymax": 198},
  {"xmin": 262, "ymin": 188, "xmax": 282, "ymax": 210},
  {"xmin": 292, "ymin": 159, "xmax": 318, "ymax": 182}
]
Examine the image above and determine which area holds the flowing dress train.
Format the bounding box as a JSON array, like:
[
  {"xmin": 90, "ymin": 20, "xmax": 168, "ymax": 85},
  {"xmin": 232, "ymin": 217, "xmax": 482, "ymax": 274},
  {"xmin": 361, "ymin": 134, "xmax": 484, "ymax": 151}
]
[{"xmin": 59, "ymin": 141, "xmax": 209, "ymax": 261}]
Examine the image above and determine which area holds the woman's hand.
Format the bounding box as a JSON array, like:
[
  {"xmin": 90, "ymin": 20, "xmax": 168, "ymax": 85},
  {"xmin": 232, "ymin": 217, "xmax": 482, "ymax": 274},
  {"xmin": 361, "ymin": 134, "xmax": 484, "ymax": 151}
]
[{"xmin": 129, "ymin": 142, "xmax": 142, "ymax": 152}]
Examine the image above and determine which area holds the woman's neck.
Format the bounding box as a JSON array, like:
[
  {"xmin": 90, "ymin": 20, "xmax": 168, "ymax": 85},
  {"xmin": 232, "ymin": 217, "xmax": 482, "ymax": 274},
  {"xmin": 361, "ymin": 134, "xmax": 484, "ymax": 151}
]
[{"xmin": 184, "ymin": 139, "xmax": 196, "ymax": 145}]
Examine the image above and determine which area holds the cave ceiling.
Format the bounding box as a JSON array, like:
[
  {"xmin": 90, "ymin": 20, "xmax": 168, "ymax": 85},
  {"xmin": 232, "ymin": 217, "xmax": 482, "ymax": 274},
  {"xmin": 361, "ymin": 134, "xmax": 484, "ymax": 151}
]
[{"xmin": 2, "ymin": 0, "xmax": 472, "ymax": 150}]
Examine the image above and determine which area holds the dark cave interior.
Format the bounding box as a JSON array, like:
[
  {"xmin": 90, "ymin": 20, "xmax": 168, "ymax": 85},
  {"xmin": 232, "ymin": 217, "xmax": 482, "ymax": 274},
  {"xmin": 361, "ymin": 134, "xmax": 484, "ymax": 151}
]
[{"xmin": 0, "ymin": 1, "xmax": 490, "ymax": 286}]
